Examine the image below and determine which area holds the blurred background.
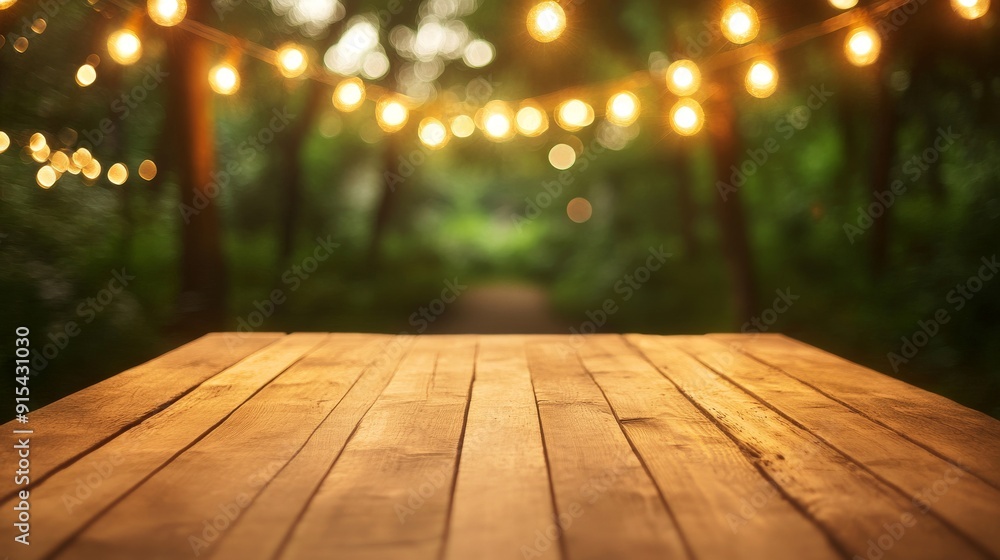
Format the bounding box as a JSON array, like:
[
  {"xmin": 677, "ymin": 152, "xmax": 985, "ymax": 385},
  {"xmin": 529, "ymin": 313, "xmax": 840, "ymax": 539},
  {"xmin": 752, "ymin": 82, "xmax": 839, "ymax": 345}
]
[{"xmin": 1, "ymin": 0, "xmax": 999, "ymax": 418}]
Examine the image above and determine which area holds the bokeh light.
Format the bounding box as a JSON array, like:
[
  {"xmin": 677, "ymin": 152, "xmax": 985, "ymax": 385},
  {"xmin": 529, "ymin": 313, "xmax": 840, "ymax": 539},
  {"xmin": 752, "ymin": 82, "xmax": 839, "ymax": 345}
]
[
  {"xmin": 450, "ymin": 115, "xmax": 476, "ymax": 138},
  {"xmin": 108, "ymin": 29, "xmax": 142, "ymax": 65},
  {"xmin": 76, "ymin": 64, "xmax": 97, "ymax": 87},
  {"xmin": 952, "ymin": 0, "xmax": 990, "ymax": 19},
  {"xmin": 745, "ymin": 60, "xmax": 778, "ymax": 98},
  {"xmin": 516, "ymin": 103, "xmax": 548, "ymax": 137},
  {"xmin": 480, "ymin": 101, "xmax": 515, "ymax": 141},
  {"xmin": 0, "ymin": 131, "xmax": 9, "ymax": 153},
  {"xmin": 556, "ymin": 99, "xmax": 595, "ymax": 131},
  {"xmin": 670, "ymin": 98, "xmax": 704, "ymax": 136},
  {"xmin": 29, "ymin": 132, "xmax": 46, "ymax": 152},
  {"xmin": 333, "ymin": 78, "xmax": 365, "ymax": 111},
  {"xmin": 276, "ymin": 43, "xmax": 308, "ymax": 78},
  {"xmin": 566, "ymin": 197, "xmax": 593, "ymax": 223},
  {"xmin": 829, "ymin": 0, "xmax": 858, "ymax": 8},
  {"xmin": 527, "ymin": 1, "xmax": 566, "ymax": 43},
  {"xmin": 845, "ymin": 27, "xmax": 881, "ymax": 66},
  {"xmin": 418, "ymin": 117, "xmax": 450, "ymax": 149},
  {"xmin": 209, "ymin": 63, "xmax": 240, "ymax": 95},
  {"xmin": 548, "ymin": 143, "xmax": 577, "ymax": 170},
  {"xmin": 607, "ymin": 91, "xmax": 640, "ymax": 127},
  {"xmin": 666, "ymin": 60, "xmax": 701, "ymax": 96},
  {"xmin": 36, "ymin": 165, "xmax": 57, "ymax": 189},
  {"xmin": 377, "ymin": 98, "xmax": 409, "ymax": 132},
  {"xmin": 108, "ymin": 163, "xmax": 128, "ymax": 185},
  {"xmin": 83, "ymin": 160, "xmax": 102, "ymax": 180},
  {"xmin": 139, "ymin": 160, "xmax": 157, "ymax": 180},
  {"xmin": 0, "ymin": 0, "xmax": 18, "ymax": 10},
  {"xmin": 721, "ymin": 2, "xmax": 760, "ymax": 44},
  {"xmin": 148, "ymin": 0, "xmax": 187, "ymax": 26}
]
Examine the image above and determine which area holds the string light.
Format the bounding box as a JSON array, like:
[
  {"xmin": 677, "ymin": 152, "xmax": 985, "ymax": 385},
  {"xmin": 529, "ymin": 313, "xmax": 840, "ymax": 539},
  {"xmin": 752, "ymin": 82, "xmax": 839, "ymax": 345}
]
[
  {"xmin": 670, "ymin": 98, "xmax": 704, "ymax": 136},
  {"xmin": 31, "ymin": 146, "xmax": 50, "ymax": 162},
  {"xmin": 377, "ymin": 98, "xmax": 409, "ymax": 132},
  {"xmin": 951, "ymin": 0, "xmax": 990, "ymax": 19},
  {"xmin": 209, "ymin": 63, "xmax": 240, "ymax": 95},
  {"xmin": 37, "ymin": 166, "xmax": 57, "ymax": 188},
  {"xmin": 745, "ymin": 60, "xmax": 778, "ymax": 98},
  {"xmin": 556, "ymin": 99, "xmax": 594, "ymax": 131},
  {"xmin": 844, "ymin": 27, "xmax": 881, "ymax": 66},
  {"xmin": 108, "ymin": 29, "xmax": 142, "ymax": 65},
  {"xmin": 666, "ymin": 60, "xmax": 701, "ymax": 96},
  {"xmin": 333, "ymin": 78, "xmax": 365, "ymax": 112},
  {"xmin": 50, "ymin": 151, "xmax": 70, "ymax": 172},
  {"xmin": 148, "ymin": 0, "xmax": 186, "ymax": 26},
  {"xmin": 276, "ymin": 43, "xmax": 308, "ymax": 78},
  {"xmin": 72, "ymin": 148, "xmax": 93, "ymax": 167},
  {"xmin": 480, "ymin": 101, "xmax": 515, "ymax": 141},
  {"xmin": 829, "ymin": 0, "xmax": 858, "ymax": 8},
  {"xmin": 0, "ymin": 131, "xmax": 9, "ymax": 154},
  {"xmin": 83, "ymin": 160, "xmax": 102, "ymax": 180},
  {"xmin": 607, "ymin": 91, "xmax": 640, "ymax": 127},
  {"xmin": 138, "ymin": 159, "xmax": 157, "ymax": 180},
  {"xmin": 516, "ymin": 103, "xmax": 548, "ymax": 137},
  {"xmin": 76, "ymin": 64, "xmax": 97, "ymax": 87},
  {"xmin": 450, "ymin": 115, "xmax": 476, "ymax": 138},
  {"xmin": 721, "ymin": 2, "xmax": 760, "ymax": 44},
  {"xmin": 527, "ymin": 1, "xmax": 567, "ymax": 43},
  {"xmin": 108, "ymin": 163, "xmax": 128, "ymax": 185},
  {"xmin": 29, "ymin": 133, "xmax": 46, "ymax": 152},
  {"xmin": 0, "ymin": 0, "xmax": 17, "ymax": 10},
  {"xmin": 418, "ymin": 118, "xmax": 450, "ymax": 149}
]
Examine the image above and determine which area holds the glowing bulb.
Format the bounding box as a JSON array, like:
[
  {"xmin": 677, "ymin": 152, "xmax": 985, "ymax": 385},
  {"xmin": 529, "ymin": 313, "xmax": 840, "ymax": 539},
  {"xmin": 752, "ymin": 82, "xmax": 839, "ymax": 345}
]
[
  {"xmin": 108, "ymin": 163, "xmax": 128, "ymax": 185},
  {"xmin": 0, "ymin": 0, "xmax": 18, "ymax": 10},
  {"xmin": 333, "ymin": 78, "xmax": 365, "ymax": 112},
  {"xmin": 721, "ymin": 3, "xmax": 760, "ymax": 44},
  {"xmin": 108, "ymin": 29, "xmax": 142, "ymax": 65},
  {"xmin": 377, "ymin": 99, "xmax": 409, "ymax": 132},
  {"xmin": 450, "ymin": 115, "xmax": 475, "ymax": 138},
  {"xmin": 83, "ymin": 160, "xmax": 102, "ymax": 180},
  {"xmin": 0, "ymin": 131, "xmax": 8, "ymax": 153},
  {"xmin": 745, "ymin": 60, "xmax": 778, "ymax": 98},
  {"xmin": 37, "ymin": 165, "xmax": 57, "ymax": 188},
  {"xmin": 607, "ymin": 91, "xmax": 640, "ymax": 127},
  {"xmin": 556, "ymin": 99, "xmax": 594, "ymax": 131},
  {"xmin": 548, "ymin": 143, "xmax": 576, "ymax": 170},
  {"xmin": 209, "ymin": 63, "xmax": 240, "ymax": 95},
  {"xmin": 516, "ymin": 104, "xmax": 548, "ymax": 137},
  {"xmin": 276, "ymin": 43, "xmax": 308, "ymax": 78},
  {"xmin": 418, "ymin": 118, "xmax": 449, "ymax": 150},
  {"xmin": 829, "ymin": 0, "xmax": 858, "ymax": 9},
  {"xmin": 952, "ymin": 0, "xmax": 990, "ymax": 19},
  {"xmin": 29, "ymin": 132, "xmax": 46, "ymax": 152},
  {"xmin": 76, "ymin": 64, "xmax": 97, "ymax": 87},
  {"xmin": 844, "ymin": 27, "xmax": 881, "ymax": 67},
  {"xmin": 666, "ymin": 60, "xmax": 701, "ymax": 96},
  {"xmin": 50, "ymin": 151, "xmax": 70, "ymax": 172},
  {"xmin": 527, "ymin": 1, "xmax": 567, "ymax": 43},
  {"xmin": 670, "ymin": 98, "xmax": 704, "ymax": 136},
  {"xmin": 480, "ymin": 101, "xmax": 515, "ymax": 141},
  {"xmin": 148, "ymin": 0, "xmax": 186, "ymax": 26},
  {"xmin": 138, "ymin": 160, "xmax": 157, "ymax": 180},
  {"xmin": 72, "ymin": 148, "xmax": 93, "ymax": 167}
]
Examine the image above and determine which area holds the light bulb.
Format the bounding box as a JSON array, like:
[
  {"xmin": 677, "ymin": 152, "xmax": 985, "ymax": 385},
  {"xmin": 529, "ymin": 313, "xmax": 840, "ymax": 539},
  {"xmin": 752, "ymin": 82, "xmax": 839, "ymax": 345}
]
[
  {"xmin": 556, "ymin": 99, "xmax": 594, "ymax": 131},
  {"xmin": 844, "ymin": 27, "xmax": 881, "ymax": 67},
  {"xmin": 418, "ymin": 118, "xmax": 449, "ymax": 149},
  {"xmin": 527, "ymin": 1, "xmax": 567, "ymax": 43},
  {"xmin": 745, "ymin": 60, "xmax": 778, "ymax": 98},
  {"xmin": 377, "ymin": 99, "xmax": 409, "ymax": 132},
  {"xmin": 952, "ymin": 0, "xmax": 990, "ymax": 19},
  {"xmin": 480, "ymin": 101, "xmax": 515, "ymax": 141},
  {"xmin": 607, "ymin": 91, "xmax": 640, "ymax": 127},
  {"xmin": 516, "ymin": 104, "xmax": 548, "ymax": 137},
  {"xmin": 148, "ymin": 0, "xmax": 186, "ymax": 27},
  {"xmin": 108, "ymin": 29, "xmax": 142, "ymax": 65},
  {"xmin": 333, "ymin": 78, "xmax": 365, "ymax": 112},
  {"xmin": 666, "ymin": 60, "xmax": 701, "ymax": 96},
  {"xmin": 721, "ymin": 3, "xmax": 760, "ymax": 44},
  {"xmin": 670, "ymin": 98, "xmax": 704, "ymax": 136},
  {"xmin": 209, "ymin": 63, "xmax": 240, "ymax": 95},
  {"xmin": 276, "ymin": 43, "xmax": 308, "ymax": 78}
]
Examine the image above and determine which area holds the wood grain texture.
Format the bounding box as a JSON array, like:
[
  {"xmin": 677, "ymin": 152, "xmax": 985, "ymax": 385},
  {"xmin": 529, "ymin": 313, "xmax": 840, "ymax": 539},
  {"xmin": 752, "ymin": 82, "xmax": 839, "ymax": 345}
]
[
  {"xmin": 0, "ymin": 332, "xmax": 282, "ymax": 501},
  {"xmin": 577, "ymin": 334, "xmax": 841, "ymax": 560},
  {"xmin": 629, "ymin": 334, "xmax": 988, "ymax": 560},
  {"xmin": 708, "ymin": 333, "xmax": 1000, "ymax": 488}
]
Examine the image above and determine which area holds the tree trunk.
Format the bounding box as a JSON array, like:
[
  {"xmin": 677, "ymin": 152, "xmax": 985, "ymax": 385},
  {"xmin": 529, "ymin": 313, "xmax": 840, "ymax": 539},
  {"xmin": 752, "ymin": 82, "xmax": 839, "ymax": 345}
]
[
  {"xmin": 167, "ymin": 6, "xmax": 227, "ymax": 333},
  {"xmin": 278, "ymin": 80, "xmax": 326, "ymax": 266},
  {"xmin": 670, "ymin": 144, "xmax": 700, "ymax": 259},
  {"xmin": 368, "ymin": 136, "xmax": 402, "ymax": 267},
  {"xmin": 706, "ymin": 90, "xmax": 759, "ymax": 325},
  {"xmin": 870, "ymin": 67, "xmax": 898, "ymax": 278}
]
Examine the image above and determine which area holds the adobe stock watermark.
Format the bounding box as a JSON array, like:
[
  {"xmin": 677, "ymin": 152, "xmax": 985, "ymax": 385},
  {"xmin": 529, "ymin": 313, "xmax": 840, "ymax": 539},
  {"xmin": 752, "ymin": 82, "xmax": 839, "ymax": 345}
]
[
  {"xmin": 511, "ymin": 138, "xmax": 606, "ymax": 231},
  {"xmin": 180, "ymin": 107, "xmax": 295, "ymax": 223},
  {"xmin": 61, "ymin": 452, "xmax": 125, "ymax": 513},
  {"xmin": 717, "ymin": 85, "xmax": 834, "ymax": 201},
  {"xmin": 887, "ymin": 255, "xmax": 997, "ymax": 372},
  {"xmin": 843, "ymin": 127, "xmax": 960, "ymax": 244},
  {"xmin": 740, "ymin": 288, "xmax": 799, "ymax": 333}
]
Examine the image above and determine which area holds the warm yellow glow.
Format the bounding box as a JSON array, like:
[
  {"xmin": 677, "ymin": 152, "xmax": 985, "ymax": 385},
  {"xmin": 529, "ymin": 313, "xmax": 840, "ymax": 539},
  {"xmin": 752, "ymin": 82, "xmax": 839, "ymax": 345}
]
[
  {"xmin": 527, "ymin": 1, "xmax": 567, "ymax": 43},
  {"xmin": 108, "ymin": 29, "xmax": 142, "ymax": 65},
  {"xmin": 721, "ymin": 3, "xmax": 760, "ymax": 44},
  {"xmin": 0, "ymin": 131, "xmax": 9, "ymax": 154},
  {"xmin": 72, "ymin": 148, "xmax": 93, "ymax": 167},
  {"xmin": 566, "ymin": 197, "xmax": 593, "ymax": 223},
  {"xmin": 31, "ymin": 145, "xmax": 50, "ymax": 162},
  {"xmin": 829, "ymin": 0, "xmax": 858, "ymax": 9},
  {"xmin": 745, "ymin": 60, "xmax": 778, "ymax": 98},
  {"xmin": 516, "ymin": 104, "xmax": 548, "ymax": 137},
  {"xmin": 29, "ymin": 132, "xmax": 46, "ymax": 152},
  {"xmin": 148, "ymin": 0, "xmax": 187, "ymax": 26},
  {"xmin": 844, "ymin": 27, "xmax": 881, "ymax": 67},
  {"xmin": 13, "ymin": 37, "xmax": 28, "ymax": 53},
  {"xmin": 377, "ymin": 99, "xmax": 409, "ymax": 132},
  {"xmin": 36, "ymin": 166, "xmax": 57, "ymax": 188},
  {"xmin": 548, "ymin": 143, "xmax": 576, "ymax": 170},
  {"xmin": 333, "ymin": 78, "xmax": 365, "ymax": 111},
  {"xmin": 418, "ymin": 118, "xmax": 450, "ymax": 150},
  {"xmin": 83, "ymin": 160, "xmax": 102, "ymax": 180},
  {"xmin": 952, "ymin": 0, "xmax": 990, "ymax": 19},
  {"xmin": 607, "ymin": 91, "xmax": 640, "ymax": 127},
  {"xmin": 480, "ymin": 101, "xmax": 515, "ymax": 141},
  {"xmin": 450, "ymin": 115, "xmax": 476, "ymax": 138},
  {"xmin": 76, "ymin": 64, "xmax": 97, "ymax": 87},
  {"xmin": 666, "ymin": 60, "xmax": 701, "ymax": 96},
  {"xmin": 670, "ymin": 98, "xmax": 704, "ymax": 136},
  {"xmin": 556, "ymin": 99, "xmax": 594, "ymax": 131},
  {"xmin": 138, "ymin": 159, "xmax": 157, "ymax": 180},
  {"xmin": 50, "ymin": 151, "xmax": 70, "ymax": 172},
  {"xmin": 276, "ymin": 43, "xmax": 308, "ymax": 78},
  {"xmin": 108, "ymin": 163, "xmax": 128, "ymax": 185},
  {"xmin": 0, "ymin": 0, "xmax": 18, "ymax": 10},
  {"xmin": 209, "ymin": 63, "xmax": 240, "ymax": 95}
]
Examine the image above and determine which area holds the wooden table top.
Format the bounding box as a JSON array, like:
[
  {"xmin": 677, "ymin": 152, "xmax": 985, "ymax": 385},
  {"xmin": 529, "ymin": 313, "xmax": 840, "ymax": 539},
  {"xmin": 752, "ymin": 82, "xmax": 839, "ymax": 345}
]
[{"xmin": 3, "ymin": 333, "xmax": 1000, "ymax": 560}]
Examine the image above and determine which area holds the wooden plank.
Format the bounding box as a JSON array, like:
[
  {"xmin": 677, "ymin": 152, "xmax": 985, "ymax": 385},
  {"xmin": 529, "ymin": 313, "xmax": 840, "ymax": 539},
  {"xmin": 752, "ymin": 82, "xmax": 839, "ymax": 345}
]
[
  {"xmin": 0, "ymin": 333, "xmax": 327, "ymax": 560},
  {"xmin": 681, "ymin": 335, "xmax": 1000, "ymax": 557},
  {"xmin": 628, "ymin": 334, "xmax": 988, "ymax": 560},
  {"xmin": 576, "ymin": 335, "xmax": 841, "ymax": 560},
  {"xmin": 278, "ymin": 335, "xmax": 476, "ymax": 560},
  {"xmin": 53, "ymin": 334, "xmax": 390, "ymax": 560},
  {"xmin": 443, "ymin": 336, "xmax": 561, "ymax": 560},
  {"xmin": 0, "ymin": 332, "xmax": 283, "ymax": 501},
  {"xmin": 525, "ymin": 340, "xmax": 690, "ymax": 560},
  {"xmin": 207, "ymin": 335, "xmax": 416, "ymax": 560},
  {"xmin": 708, "ymin": 333, "xmax": 1000, "ymax": 488}
]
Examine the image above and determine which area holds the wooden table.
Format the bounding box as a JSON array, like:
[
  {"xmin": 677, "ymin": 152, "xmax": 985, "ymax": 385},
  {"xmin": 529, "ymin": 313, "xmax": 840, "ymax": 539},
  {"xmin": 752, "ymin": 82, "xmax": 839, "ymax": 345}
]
[{"xmin": 4, "ymin": 333, "xmax": 1000, "ymax": 560}]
